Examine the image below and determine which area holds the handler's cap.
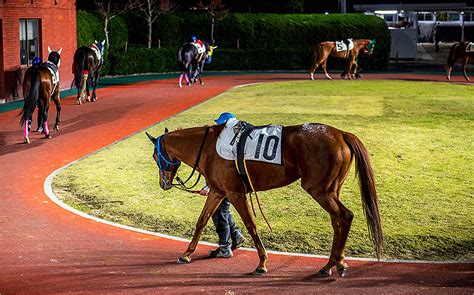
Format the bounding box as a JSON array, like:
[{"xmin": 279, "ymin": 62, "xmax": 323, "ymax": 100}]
[
  {"xmin": 32, "ymin": 56, "xmax": 41, "ymax": 65},
  {"xmin": 214, "ymin": 112, "xmax": 236, "ymax": 125}
]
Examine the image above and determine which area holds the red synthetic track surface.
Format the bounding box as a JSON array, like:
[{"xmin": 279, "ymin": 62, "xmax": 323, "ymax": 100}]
[{"xmin": 0, "ymin": 73, "xmax": 472, "ymax": 294}]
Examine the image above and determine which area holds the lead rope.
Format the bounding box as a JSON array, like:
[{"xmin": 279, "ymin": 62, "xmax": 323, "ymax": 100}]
[{"xmin": 243, "ymin": 159, "xmax": 273, "ymax": 232}]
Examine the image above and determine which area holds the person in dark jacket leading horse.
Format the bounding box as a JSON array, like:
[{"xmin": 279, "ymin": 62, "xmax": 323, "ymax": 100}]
[{"xmin": 200, "ymin": 112, "xmax": 246, "ymax": 258}]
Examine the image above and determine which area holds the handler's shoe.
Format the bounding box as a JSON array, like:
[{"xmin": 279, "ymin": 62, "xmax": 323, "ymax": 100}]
[
  {"xmin": 231, "ymin": 233, "xmax": 245, "ymax": 250},
  {"xmin": 208, "ymin": 247, "xmax": 233, "ymax": 258}
]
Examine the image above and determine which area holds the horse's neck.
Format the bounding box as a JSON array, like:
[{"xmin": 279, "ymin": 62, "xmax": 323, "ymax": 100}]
[
  {"xmin": 353, "ymin": 40, "xmax": 368, "ymax": 50},
  {"xmin": 167, "ymin": 126, "xmax": 217, "ymax": 166}
]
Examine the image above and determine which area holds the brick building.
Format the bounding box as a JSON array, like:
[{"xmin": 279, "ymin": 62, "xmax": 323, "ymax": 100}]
[{"xmin": 0, "ymin": 0, "xmax": 76, "ymax": 103}]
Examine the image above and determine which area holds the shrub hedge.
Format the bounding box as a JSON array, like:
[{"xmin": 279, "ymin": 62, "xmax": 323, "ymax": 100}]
[{"xmin": 78, "ymin": 11, "xmax": 390, "ymax": 75}]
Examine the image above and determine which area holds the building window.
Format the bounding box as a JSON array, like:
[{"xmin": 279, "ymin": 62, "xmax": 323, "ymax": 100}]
[{"xmin": 19, "ymin": 19, "xmax": 41, "ymax": 66}]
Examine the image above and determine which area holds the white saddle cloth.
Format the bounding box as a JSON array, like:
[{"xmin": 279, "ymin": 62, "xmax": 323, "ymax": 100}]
[
  {"xmin": 466, "ymin": 42, "xmax": 474, "ymax": 52},
  {"xmin": 44, "ymin": 61, "xmax": 59, "ymax": 85},
  {"xmin": 335, "ymin": 39, "xmax": 354, "ymax": 52},
  {"xmin": 192, "ymin": 43, "xmax": 206, "ymax": 54},
  {"xmin": 216, "ymin": 118, "xmax": 283, "ymax": 165}
]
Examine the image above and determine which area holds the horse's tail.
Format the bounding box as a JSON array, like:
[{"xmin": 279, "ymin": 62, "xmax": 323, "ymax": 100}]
[
  {"xmin": 19, "ymin": 68, "xmax": 41, "ymax": 126},
  {"xmin": 343, "ymin": 132, "xmax": 383, "ymax": 259},
  {"xmin": 177, "ymin": 46, "xmax": 185, "ymax": 71},
  {"xmin": 71, "ymin": 48, "xmax": 87, "ymax": 90}
]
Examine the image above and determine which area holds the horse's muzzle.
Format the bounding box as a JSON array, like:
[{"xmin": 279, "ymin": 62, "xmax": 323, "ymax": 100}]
[{"xmin": 160, "ymin": 179, "xmax": 173, "ymax": 190}]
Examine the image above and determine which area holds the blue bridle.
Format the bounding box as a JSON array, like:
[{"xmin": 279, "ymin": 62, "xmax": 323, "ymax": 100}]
[{"xmin": 154, "ymin": 135, "xmax": 181, "ymax": 184}]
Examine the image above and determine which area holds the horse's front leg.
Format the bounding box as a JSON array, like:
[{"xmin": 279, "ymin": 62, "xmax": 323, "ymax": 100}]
[
  {"xmin": 462, "ymin": 56, "xmax": 470, "ymax": 81},
  {"xmin": 197, "ymin": 65, "xmax": 204, "ymax": 85},
  {"xmin": 321, "ymin": 61, "xmax": 332, "ymax": 80},
  {"xmin": 228, "ymin": 192, "xmax": 268, "ymax": 275},
  {"xmin": 344, "ymin": 57, "xmax": 355, "ymax": 80},
  {"xmin": 91, "ymin": 71, "xmax": 99, "ymax": 102},
  {"xmin": 178, "ymin": 190, "xmax": 224, "ymax": 264}
]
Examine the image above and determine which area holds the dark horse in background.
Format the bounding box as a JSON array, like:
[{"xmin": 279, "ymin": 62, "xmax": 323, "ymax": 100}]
[
  {"xmin": 146, "ymin": 122, "xmax": 382, "ymax": 277},
  {"xmin": 20, "ymin": 47, "xmax": 62, "ymax": 144},
  {"xmin": 177, "ymin": 42, "xmax": 217, "ymax": 87},
  {"xmin": 310, "ymin": 39, "xmax": 375, "ymax": 80},
  {"xmin": 72, "ymin": 40, "xmax": 105, "ymax": 105},
  {"xmin": 446, "ymin": 41, "xmax": 474, "ymax": 81}
]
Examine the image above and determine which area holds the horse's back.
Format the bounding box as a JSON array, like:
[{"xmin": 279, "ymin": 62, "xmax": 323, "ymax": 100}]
[{"xmin": 282, "ymin": 123, "xmax": 350, "ymax": 165}]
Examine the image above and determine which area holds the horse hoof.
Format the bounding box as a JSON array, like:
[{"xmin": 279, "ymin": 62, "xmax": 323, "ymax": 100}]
[
  {"xmin": 77, "ymin": 99, "xmax": 82, "ymax": 105},
  {"xmin": 55, "ymin": 125, "xmax": 60, "ymax": 132},
  {"xmin": 252, "ymin": 268, "xmax": 267, "ymax": 276},
  {"xmin": 316, "ymin": 268, "xmax": 332, "ymax": 278},
  {"xmin": 337, "ymin": 266, "xmax": 348, "ymax": 277},
  {"xmin": 24, "ymin": 137, "xmax": 30, "ymax": 144},
  {"xmin": 177, "ymin": 256, "xmax": 191, "ymax": 264}
]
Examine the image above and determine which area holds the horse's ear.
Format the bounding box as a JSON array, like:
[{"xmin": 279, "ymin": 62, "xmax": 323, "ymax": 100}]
[
  {"xmin": 58, "ymin": 47, "xmax": 63, "ymax": 55},
  {"xmin": 212, "ymin": 46, "xmax": 218, "ymax": 50},
  {"xmin": 101, "ymin": 40, "xmax": 106, "ymax": 46},
  {"xmin": 145, "ymin": 132, "xmax": 157, "ymax": 145},
  {"xmin": 95, "ymin": 39, "xmax": 98, "ymax": 43},
  {"xmin": 48, "ymin": 46, "xmax": 52, "ymax": 54},
  {"xmin": 164, "ymin": 127, "xmax": 169, "ymax": 133}
]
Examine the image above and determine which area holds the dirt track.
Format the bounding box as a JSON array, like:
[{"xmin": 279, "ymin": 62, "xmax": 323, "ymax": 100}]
[{"xmin": 0, "ymin": 73, "xmax": 472, "ymax": 294}]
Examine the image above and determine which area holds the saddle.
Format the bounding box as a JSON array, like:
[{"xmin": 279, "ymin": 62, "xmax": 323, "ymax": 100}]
[
  {"xmin": 335, "ymin": 39, "xmax": 354, "ymax": 58},
  {"xmin": 217, "ymin": 119, "xmax": 283, "ymax": 193},
  {"xmin": 43, "ymin": 61, "xmax": 59, "ymax": 85}
]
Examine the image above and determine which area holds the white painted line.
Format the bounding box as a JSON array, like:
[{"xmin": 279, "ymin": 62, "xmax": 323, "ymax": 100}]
[{"xmin": 43, "ymin": 82, "xmax": 473, "ymax": 265}]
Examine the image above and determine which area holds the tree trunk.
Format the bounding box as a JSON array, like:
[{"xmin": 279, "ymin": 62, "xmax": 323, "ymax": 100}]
[
  {"xmin": 211, "ymin": 15, "xmax": 215, "ymax": 45},
  {"xmin": 148, "ymin": 16, "xmax": 152, "ymax": 49},
  {"xmin": 104, "ymin": 17, "xmax": 110, "ymax": 49}
]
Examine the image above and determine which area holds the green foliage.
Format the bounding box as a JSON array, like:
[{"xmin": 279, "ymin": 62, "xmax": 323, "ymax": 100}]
[
  {"xmin": 76, "ymin": 10, "xmax": 129, "ymax": 75},
  {"xmin": 119, "ymin": 12, "xmax": 390, "ymax": 73},
  {"xmin": 80, "ymin": 11, "xmax": 390, "ymax": 74},
  {"xmin": 108, "ymin": 48, "xmax": 175, "ymax": 75},
  {"xmin": 76, "ymin": 11, "xmax": 104, "ymax": 47},
  {"xmin": 53, "ymin": 80, "xmax": 474, "ymax": 260}
]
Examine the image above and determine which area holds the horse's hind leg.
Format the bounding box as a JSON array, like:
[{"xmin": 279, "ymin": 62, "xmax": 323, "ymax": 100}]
[
  {"xmin": 462, "ymin": 56, "xmax": 470, "ymax": 81},
  {"xmin": 305, "ymin": 188, "xmax": 353, "ymax": 277},
  {"xmin": 38, "ymin": 98, "xmax": 51, "ymax": 139},
  {"xmin": 178, "ymin": 190, "xmax": 224, "ymax": 264},
  {"xmin": 228, "ymin": 192, "xmax": 268, "ymax": 275},
  {"xmin": 52, "ymin": 88, "xmax": 61, "ymax": 131}
]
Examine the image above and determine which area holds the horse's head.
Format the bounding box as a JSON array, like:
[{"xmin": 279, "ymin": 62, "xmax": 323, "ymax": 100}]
[
  {"xmin": 146, "ymin": 130, "xmax": 181, "ymax": 190},
  {"xmin": 93, "ymin": 40, "xmax": 106, "ymax": 56},
  {"xmin": 363, "ymin": 39, "xmax": 376, "ymax": 55},
  {"xmin": 47, "ymin": 46, "xmax": 62, "ymax": 67},
  {"xmin": 206, "ymin": 45, "xmax": 217, "ymax": 64}
]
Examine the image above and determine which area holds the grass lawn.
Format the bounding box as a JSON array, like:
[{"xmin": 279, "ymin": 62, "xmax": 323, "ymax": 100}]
[{"xmin": 53, "ymin": 80, "xmax": 474, "ymax": 261}]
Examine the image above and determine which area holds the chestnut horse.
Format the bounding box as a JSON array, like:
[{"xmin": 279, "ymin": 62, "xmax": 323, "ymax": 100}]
[
  {"xmin": 146, "ymin": 122, "xmax": 383, "ymax": 277},
  {"xmin": 310, "ymin": 39, "xmax": 375, "ymax": 80},
  {"xmin": 446, "ymin": 41, "xmax": 474, "ymax": 81},
  {"xmin": 20, "ymin": 47, "xmax": 62, "ymax": 144}
]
